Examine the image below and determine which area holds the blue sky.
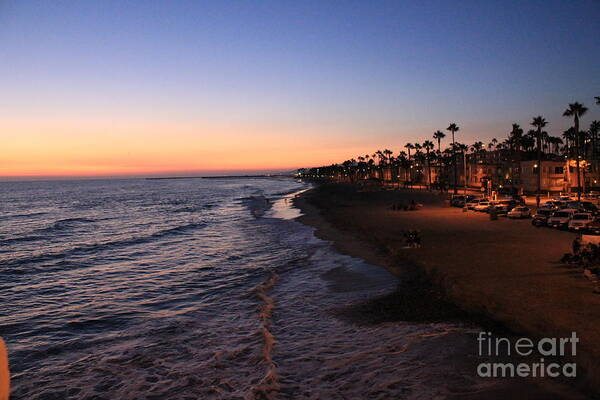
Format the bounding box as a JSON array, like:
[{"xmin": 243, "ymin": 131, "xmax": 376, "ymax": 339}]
[{"xmin": 1, "ymin": 0, "xmax": 599, "ymax": 175}]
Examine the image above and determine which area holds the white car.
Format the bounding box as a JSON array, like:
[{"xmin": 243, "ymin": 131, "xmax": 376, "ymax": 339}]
[
  {"xmin": 474, "ymin": 201, "xmax": 491, "ymax": 212},
  {"xmin": 547, "ymin": 209, "xmax": 578, "ymax": 229},
  {"xmin": 507, "ymin": 206, "xmax": 531, "ymax": 219},
  {"xmin": 568, "ymin": 213, "xmax": 594, "ymax": 231}
]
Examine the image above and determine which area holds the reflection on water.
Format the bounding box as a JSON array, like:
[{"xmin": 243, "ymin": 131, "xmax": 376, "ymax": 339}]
[{"xmin": 265, "ymin": 189, "xmax": 307, "ymax": 220}]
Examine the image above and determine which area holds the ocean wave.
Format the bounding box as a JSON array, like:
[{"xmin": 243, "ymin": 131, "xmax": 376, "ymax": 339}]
[
  {"xmin": 35, "ymin": 217, "xmax": 97, "ymax": 234},
  {"xmin": 0, "ymin": 218, "xmax": 98, "ymax": 247},
  {"xmin": 1, "ymin": 221, "xmax": 207, "ymax": 273},
  {"xmin": 0, "ymin": 235, "xmax": 46, "ymax": 247},
  {"xmin": 249, "ymin": 270, "xmax": 280, "ymax": 400},
  {"xmin": 171, "ymin": 204, "xmax": 216, "ymax": 213},
  {"xmin": 241, "ymin": 196, "xmax": 272, "ymax": 217},
  {"xmin": 0, "ymin": 211, "xmax": 48, "ymax": 221}
]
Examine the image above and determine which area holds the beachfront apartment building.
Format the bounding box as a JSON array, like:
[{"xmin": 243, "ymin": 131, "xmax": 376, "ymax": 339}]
[
  {"xmin": 522, "ymin": 159, "xmax": 599, "ymax": 193},
  {"xmin": 465, "ymin": 158, "xmax": 599, "ymax": 194},
  {"xmin": 461, "ymin": 149, "xmax": 509, "ymax": 191},
  {"xmin": 519, "ymin": 160, "xmax": 566, "ymax": 192}
]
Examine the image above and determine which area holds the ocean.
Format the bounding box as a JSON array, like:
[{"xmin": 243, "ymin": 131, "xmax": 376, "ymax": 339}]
[{"xmin": 1, "ymin": 177, "xmax": 512, "ymax": 399}]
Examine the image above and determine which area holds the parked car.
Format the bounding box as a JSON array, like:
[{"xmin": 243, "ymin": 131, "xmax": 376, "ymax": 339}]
[
  {"xmin": 450, "ymin": 195, "xmax": 463, "ymax": 207},
  {"xmin": 586, "ymin": 218, "xmax": 600, "ymax": 235},
  {"xmin": 541, "ymin": 200, "xmax": 561, "ymax": 209},
  {"xmin": 507, "ymin": 206, "xmax": 531, "ymax": 219},
  {"xmin": 494, "ymin": 199, "xmax": 519, "ymax": 214},
  {"xmin": 474, "ymin": 200, "xmax": 492, "ymax": 212},
  {"xmin": 466, "ymin": 198, "xmax": 484, "ymax": 210},
  {"xmin": 532, "ymin": 208, "xmax": 554, "ymax": 227},
  {"xmin": 566, "ymin": 201, "xmax": 599, "ymax": 215},
  {"xmin": 554, "ymin": 196, "xmax": 573, "ymax": 202},
  {"xmin": 568, "ymin": 213, "xmax": 594, "ymax": 231},
  {"xmin": 487, "ymin": 202, "xmax": 502, "ymax": 214},
  {"xmin": 451, "ymin": 195, "xmax": 474, "ymax": 207},
  {"xmin": 547, "ymin": 209, "xmax": 578, "ymax": 229}
]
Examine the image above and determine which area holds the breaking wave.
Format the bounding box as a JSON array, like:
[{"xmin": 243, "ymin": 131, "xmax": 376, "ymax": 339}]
[
  {"xmin": 249, "ymin": 270, "xmax": 280, "ymax": 400},
  {"xmin": 242, "ymin": 195, "xmax": 272, "ymax": 218}
]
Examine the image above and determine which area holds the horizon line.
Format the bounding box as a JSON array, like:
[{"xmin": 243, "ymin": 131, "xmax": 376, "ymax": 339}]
[{"xmin": 0, "ymin": 170, "xmax": 300, "ymax": 182}]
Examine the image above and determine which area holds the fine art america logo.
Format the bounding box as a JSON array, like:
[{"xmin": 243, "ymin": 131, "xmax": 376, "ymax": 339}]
[{"xmin": 477, "ymin": 332, "xmax": 578, "ymax": 378}]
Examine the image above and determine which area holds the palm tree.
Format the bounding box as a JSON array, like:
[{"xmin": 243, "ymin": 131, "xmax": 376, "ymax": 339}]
[
  {"xmin": 383, "ymin": 149, "xmax": 393, "ymax": 163},
  {"xmin": 470, "ymin": 141, "xmax": 483, "ymax": 164},
  {"xmin": 531, "ymin": 116, "xmax": 547, "ymax": 204},
  {"xmin": 357, "ymin": 156, "xmax": 365, "ymax": 179},
  {"xmin": 446, "ymin": 123, "xmax": 460, "ymax": 193},
  {"xmin": 548, "ymin": 136, "xmax": 563, "ymax": 156},
  {"xmin": 542, "ymin": 131, "xmax": 550, "ymax": 154},
  {"xmin": 562, "ymin": 128, "xmax": 575, "ymax": 157},
  {"xmin": 373, "ymin": 150, "xmax": 384, "ymax": 179},
  {"xmin": 509, "ymin": 124, "xmax": 523, "ymax": 153},
  {"xmin": 596, "ymin": 96, "xmax": 600, "ymax": 105},
  {"xmin": 404, "ymin": 143, "xmax": 415, "ymax": 184},
  {"xmin": 383, "ymin": 149, "xmax": 393, "ymax": 181},
  {"xmin": 423, "ymin": 140, "xmax": 434, "ymax": 189},
  {"xmin": 564, "ymin": 102, "xmax": 588, "ymax": 200},
  {"xmin": 404, "ymin": 143, "xmax": 414, "ymax": 161},
  {"xmin": 413, "ymin": 143, "xmax": 422, "ymax": 174},
  {"xmin": 590, "ymin": 121, "xmax": 600, "ymax": 168},
  {"xmin": 582, "ymin": 130, "xmax": 592, "ymax": 160},
  {"xmin": 470, "ymin": 141, "xmax": 483, "ymax": 153},
  {"xmin": 509, "ymin": 124, "xmax": 524, "ymax": 189},
  {"xmin": 398, "ymin": 150, "xmax": 409, "ymax": 182},
  {"xmin": 522, "ymin": 132, "xmax": 535, "ymax": 153},
  {"xmin": 433, "ymin": 130, "xmax": 445, "ymax": 152},
  {"xmin": 456, "ymin": 143, "xmax": 469, "ymax": 191}
]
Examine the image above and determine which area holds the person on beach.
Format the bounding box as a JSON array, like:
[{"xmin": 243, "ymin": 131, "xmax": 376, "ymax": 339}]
[
  {"xmin": 403, "ymin": 230, "xmax": 421, "ymax": 248},
  {"xmin": 413, "ymin": 231, "xmax": 421, "ymax": 247}
]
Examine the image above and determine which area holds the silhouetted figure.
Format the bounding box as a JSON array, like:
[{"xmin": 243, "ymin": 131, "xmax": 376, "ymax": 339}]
[
  {"xmin": 404, "ymin": 230, "xmax": 421, "ymax": 248},
  {"xmin": 572, "ymin": 237, "xmax": 582, "ymax": 256}
]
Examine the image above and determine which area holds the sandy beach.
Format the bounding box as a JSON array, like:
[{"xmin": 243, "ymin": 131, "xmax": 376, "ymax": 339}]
[{"xmin": 294, "ymin": 183, "xmax": 600, "ymax": 394}]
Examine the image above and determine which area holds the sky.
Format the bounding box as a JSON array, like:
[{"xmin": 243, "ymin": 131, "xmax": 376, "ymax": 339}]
[{"xmin": 1, "ymin": 0, "xmax": 599, "ymax": 178}]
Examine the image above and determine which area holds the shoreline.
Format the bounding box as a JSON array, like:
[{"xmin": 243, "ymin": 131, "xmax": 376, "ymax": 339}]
[
  {"xmin": 293, "ymin": 187, "xmax": 490, "ymax": 328},
  {"xmin": 293, "ymin": 183, "xmax": 600, "ymax": 394}
]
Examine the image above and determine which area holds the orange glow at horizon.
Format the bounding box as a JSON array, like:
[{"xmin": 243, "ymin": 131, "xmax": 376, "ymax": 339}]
[{"xmin": 2, "ymin": 117, "xmax": 382, "ymax": 177}]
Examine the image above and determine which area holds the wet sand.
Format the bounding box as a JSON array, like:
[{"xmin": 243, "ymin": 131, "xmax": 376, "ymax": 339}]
[{"xmin": 293, "ymin": 183, "xmax": 600, "ymax": 395}]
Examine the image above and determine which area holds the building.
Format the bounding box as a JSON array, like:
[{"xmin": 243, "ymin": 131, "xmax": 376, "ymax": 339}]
[{"xmin": 519, "ymin": 160, "xmax": 565, "ymax": 192}]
